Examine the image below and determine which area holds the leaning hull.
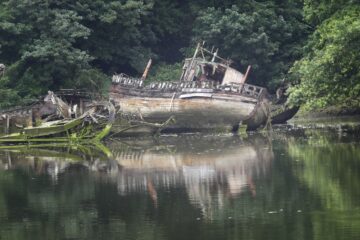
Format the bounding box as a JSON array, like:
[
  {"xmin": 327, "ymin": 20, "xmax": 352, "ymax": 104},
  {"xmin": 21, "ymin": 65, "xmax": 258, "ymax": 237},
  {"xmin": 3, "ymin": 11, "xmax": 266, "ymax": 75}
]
[{"xmin": 111, "ymin": 94, "xmax": 267, "ymax": 132}]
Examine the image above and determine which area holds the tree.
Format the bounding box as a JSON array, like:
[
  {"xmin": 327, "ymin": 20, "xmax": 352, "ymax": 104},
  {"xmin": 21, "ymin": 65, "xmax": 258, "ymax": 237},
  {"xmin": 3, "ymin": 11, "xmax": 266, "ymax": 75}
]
[
  {"xmin": 192, "ymin": 1, "xmax": 308, "ymax": 90},
  {"xmin": 0, "ymin": 0, "xmax": 93, "ymax": 100},
  {"xmin": 77, "ymin": 0, "xmax": 156, "ymax": 74},
  {"xmin": 287, "ymin": 3, "xmax": 360, "ymax": 110}
]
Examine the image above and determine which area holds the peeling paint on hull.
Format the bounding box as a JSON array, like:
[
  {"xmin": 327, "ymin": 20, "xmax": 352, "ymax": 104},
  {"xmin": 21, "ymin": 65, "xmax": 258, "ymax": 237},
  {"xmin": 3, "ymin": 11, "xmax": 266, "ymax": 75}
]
[{"xmin": 110, "ymin": 91, "xmax": 268, "ymax": 133}]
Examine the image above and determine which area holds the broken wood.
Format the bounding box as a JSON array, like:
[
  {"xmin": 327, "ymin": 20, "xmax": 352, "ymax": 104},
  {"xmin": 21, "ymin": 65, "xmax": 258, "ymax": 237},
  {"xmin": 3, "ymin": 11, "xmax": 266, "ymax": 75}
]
[
  {"xmin": 44, "ymin": 91, "xmax": 71, "ymax": 118},
  {"xmin": 141, "ymin": 59, "xmax": 152, "ymax": 81},
  {"xmin": 5, "ymin": 115, "xmax": 9, "ymax": 135},
  {"xmin": 242, "ymin": 65, "xmax": 251, "ymax": 83},
  {"xmin": 0, "ymin": 94, "xmax": 115, "ymax": 144}
]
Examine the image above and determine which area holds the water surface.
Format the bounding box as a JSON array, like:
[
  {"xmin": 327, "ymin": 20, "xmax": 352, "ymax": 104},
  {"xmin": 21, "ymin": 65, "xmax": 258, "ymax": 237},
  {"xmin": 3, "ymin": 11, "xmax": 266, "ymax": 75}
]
[{"xmin": 0, "ymin": 130, "xmax": 359, "ymax": 240}]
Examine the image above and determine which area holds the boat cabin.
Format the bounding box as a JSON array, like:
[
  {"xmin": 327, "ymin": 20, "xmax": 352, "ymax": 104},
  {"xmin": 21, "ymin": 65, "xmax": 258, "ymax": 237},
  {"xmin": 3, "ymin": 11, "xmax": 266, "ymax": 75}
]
[{"xmin": 179, "ymin": 44, "xmax": 251, "ymax": 86}]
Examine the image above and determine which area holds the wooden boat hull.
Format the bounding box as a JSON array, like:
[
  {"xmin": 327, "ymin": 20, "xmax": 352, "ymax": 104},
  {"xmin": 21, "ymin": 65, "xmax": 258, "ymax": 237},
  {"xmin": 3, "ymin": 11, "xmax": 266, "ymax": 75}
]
[{"xmin": 110, "ymin": 90, "xmax": 269, "ymax": 133}]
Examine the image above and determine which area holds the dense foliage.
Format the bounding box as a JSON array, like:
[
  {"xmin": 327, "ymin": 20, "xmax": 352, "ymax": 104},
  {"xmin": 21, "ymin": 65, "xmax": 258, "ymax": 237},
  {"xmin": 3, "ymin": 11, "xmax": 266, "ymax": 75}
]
[
  {"xmin": 192, "ymin": 1, "xmax": 308, "ymax": 89},
  {"xmin": 0, "ymin": 0, "xmax": 154, "ymax": 107},
  {"xmin": 0, "ymin": 0, "xmax": 359, "ymax": 111},
  {"xmin": 146, "ymin": 62, "xmax": 182, "ymax": 83},
  {"xmin": 287, "ymin": 0, "xmax": 360, "ymax": 110}
]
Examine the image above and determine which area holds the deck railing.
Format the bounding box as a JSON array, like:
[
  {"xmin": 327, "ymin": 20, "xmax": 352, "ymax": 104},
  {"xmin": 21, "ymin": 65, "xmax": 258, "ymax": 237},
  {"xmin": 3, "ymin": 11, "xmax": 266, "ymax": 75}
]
[{"xmin": 112, "ymin": 74, "xmax": 266, "ymax": 100}]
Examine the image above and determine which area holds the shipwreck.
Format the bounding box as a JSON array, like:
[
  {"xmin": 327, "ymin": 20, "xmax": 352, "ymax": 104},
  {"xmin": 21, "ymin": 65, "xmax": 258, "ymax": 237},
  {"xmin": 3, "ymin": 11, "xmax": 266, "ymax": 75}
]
[
  {"xmin": 110, "ymin": 43, "xmax": 296, "ymax": 134},
  {"xmin": 0, "ymin": 43, "xmax": 298, "ymax": 140},
  {"xmin": 0, "ymin": 91, "xmax": 115, "ymax": 145}
]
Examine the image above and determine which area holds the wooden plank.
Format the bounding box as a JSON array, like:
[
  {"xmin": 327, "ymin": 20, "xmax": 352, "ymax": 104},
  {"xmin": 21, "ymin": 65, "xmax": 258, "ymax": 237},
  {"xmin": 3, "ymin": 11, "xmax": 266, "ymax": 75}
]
[
  {"xmin": 5, "ymin": 115, "xmax": 9, "ymax": 135},
  {"xmin": 23, "ymin": 118, "xmax": 83, "ymax": 137},
  {"xmin": 27, "ymin": 109, "xmax": 33, "ymax": 127},
  {"xmin": 179, "ymin": 93, "xmax": 213, "ymax": 99},
  {"xmin": 79, "ymin": 99, "xmax": 84, "ymax": 115}
]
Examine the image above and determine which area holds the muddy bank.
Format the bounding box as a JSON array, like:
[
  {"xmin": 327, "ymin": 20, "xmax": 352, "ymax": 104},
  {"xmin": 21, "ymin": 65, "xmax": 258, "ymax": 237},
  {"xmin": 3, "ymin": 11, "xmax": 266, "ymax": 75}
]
[
  {"xmin": 294, "ymin": 105, "xmax": 360, "ymax": 119},
  {"xmin": 272, "ymin": 115, "xmax": 360, "ymax": 133}
]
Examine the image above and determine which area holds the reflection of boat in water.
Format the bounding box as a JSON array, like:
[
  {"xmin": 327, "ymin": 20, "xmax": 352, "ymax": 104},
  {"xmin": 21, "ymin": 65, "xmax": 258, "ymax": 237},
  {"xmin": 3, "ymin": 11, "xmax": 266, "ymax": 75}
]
[
  {"xmin": 106, "ymin": 135, "xmax": 273, "ymax": 211},
  {"xmin": 103, "ymin": 134, "xmax": 274, "ymax": 218},
  {"xmin": 0, "ymin": 134, "xmax": 273, "ymax": 219},
  {"xmin": 0, "ymin": 143, "xmax": 112, "ymax": 178}
]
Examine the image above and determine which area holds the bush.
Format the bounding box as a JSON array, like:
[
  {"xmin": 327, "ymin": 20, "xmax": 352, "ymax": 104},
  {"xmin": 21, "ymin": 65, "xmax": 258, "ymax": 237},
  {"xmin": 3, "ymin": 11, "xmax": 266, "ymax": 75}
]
[{"xmin": 146, "ymin": 62, "xmax": 183, "ymax": 83}]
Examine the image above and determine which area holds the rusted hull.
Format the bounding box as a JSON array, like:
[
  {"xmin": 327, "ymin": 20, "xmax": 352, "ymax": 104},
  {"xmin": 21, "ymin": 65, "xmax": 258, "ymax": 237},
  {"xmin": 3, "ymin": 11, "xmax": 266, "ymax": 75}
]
[{"xmin": 110, "ymin": 90, "xmax": 268, "ymax": 132}]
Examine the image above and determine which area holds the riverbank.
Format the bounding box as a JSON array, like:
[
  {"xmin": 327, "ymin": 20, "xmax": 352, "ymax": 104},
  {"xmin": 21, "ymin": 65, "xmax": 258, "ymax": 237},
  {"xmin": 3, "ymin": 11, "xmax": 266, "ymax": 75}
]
[
  {"xmin": 279, "ymin": 104, "xmax": 360, "ymax": 132},
  {"xmin": 273, "ymin": 114, "xmax": 360, "ymax": 133},
  {"xmin": 294, "ymin": 104, "xmax": 360, "ymax": 118}
]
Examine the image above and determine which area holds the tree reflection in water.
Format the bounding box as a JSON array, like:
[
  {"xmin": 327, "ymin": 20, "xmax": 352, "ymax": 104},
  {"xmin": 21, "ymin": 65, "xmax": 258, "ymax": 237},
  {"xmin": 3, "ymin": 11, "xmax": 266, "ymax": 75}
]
[
  {"xmin": 0, "ymin": 131, "xmax": 359, "ymax": 240},
  {"xmin": 286, "ymin": 130, "xmax": 360, "ymax": 240}
]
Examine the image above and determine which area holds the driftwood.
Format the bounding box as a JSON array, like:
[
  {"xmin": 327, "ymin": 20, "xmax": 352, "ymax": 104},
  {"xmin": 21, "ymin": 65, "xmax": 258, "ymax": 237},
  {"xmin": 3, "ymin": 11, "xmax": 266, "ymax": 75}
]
[{"xmin": 109, "ymin": 115, "xmax": 175, "ymax": 137}]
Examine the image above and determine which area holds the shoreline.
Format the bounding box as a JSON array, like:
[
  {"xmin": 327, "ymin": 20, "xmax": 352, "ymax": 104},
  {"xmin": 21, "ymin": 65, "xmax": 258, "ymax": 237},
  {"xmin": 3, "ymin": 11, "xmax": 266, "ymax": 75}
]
[{"xmin": 293, "ymin": 105, "xmax": 360, "ymax": 119}]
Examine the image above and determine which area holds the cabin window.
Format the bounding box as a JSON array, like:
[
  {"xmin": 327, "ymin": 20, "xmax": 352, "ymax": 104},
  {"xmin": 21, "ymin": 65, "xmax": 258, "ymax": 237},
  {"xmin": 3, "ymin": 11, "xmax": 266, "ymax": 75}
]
[{"xmin": 199, "ymin": 64, "xmax": 226, "ymax": 84}]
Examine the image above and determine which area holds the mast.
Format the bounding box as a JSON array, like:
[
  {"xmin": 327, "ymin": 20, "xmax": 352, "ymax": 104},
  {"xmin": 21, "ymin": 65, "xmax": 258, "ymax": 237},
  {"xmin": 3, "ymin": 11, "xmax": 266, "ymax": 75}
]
[
  {"xmin": 211, "ymin": 48, "xmax": 218, "ymax": 62},
  {"xmin": 182, "ymin": 43, "xmax": 201, "ymax": 81},
  {"xmin": 141, "ymin": 59, "xmax": 152, "ymax": 81},
  {"xmin": 242, "ymin": 65, "xmax": 251, "ymax": 83}
]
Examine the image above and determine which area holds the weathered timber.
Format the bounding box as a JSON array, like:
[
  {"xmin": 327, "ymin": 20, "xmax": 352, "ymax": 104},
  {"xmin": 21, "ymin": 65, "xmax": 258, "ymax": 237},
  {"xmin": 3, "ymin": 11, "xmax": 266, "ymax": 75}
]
[
  {"xmin": 141, "ymin": 59, "xmax": 152, "ymax": 81},
  {"xmin": 5, "ymin": 115, "xmax": 10, "ymax": 135},
  {"xmin": 110, "ymin": 44, "xmax": 298, "ymax": 132},
  {"xmin": 0, "ymin": 93, "xmax": 115, "ymax": 144},
  {"xmin": 110, "ymin": 65, "xmax": 269, "ymax": 132}
]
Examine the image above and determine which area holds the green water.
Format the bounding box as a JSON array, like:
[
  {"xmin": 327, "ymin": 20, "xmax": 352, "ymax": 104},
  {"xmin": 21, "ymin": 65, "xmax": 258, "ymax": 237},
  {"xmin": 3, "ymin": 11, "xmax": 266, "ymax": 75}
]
[{"xmin": 0, "ymin": 129, "xmax": 359, "ymax": 240}]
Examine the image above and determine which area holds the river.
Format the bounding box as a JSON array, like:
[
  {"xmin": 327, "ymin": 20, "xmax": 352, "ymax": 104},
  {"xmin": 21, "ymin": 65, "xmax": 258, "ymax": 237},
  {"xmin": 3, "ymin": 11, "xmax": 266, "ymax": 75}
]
[{"xmin": 0, "ymin": 127, "xmax": 359, "ymax": 240}]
